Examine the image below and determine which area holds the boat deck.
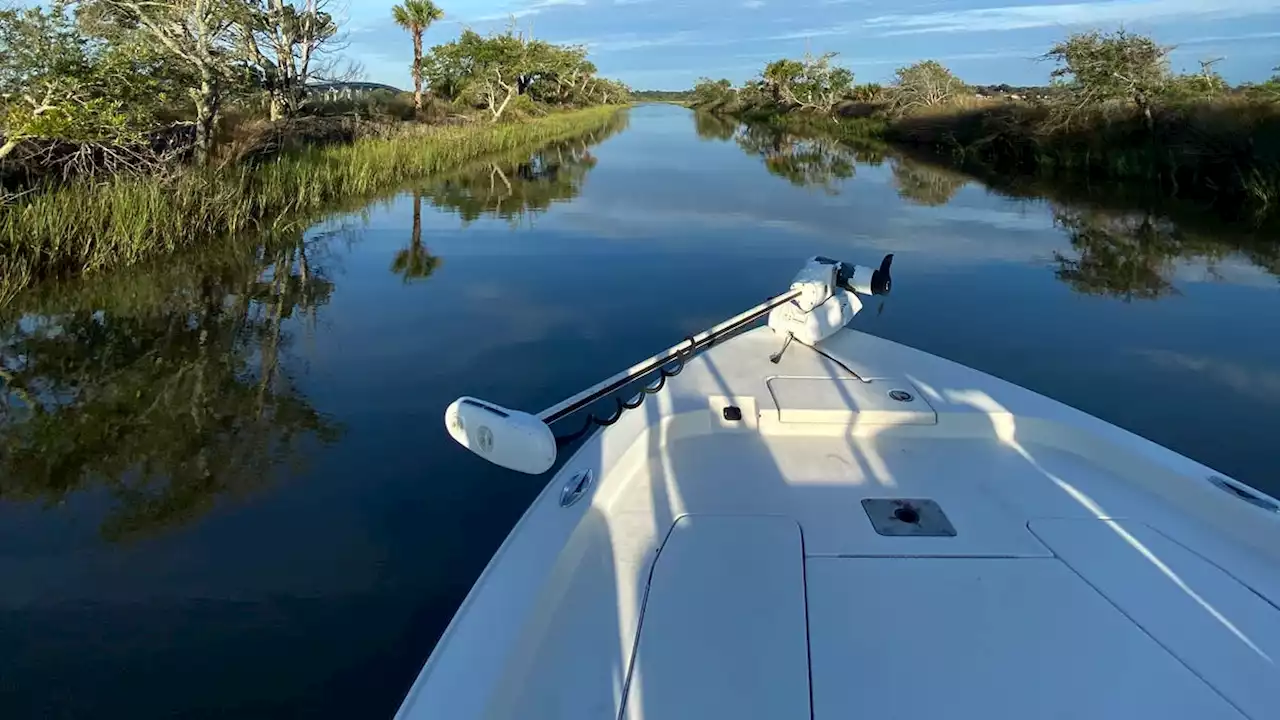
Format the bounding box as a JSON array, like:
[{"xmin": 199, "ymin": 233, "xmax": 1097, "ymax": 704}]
[{"xmin": 399, "ymin": 328, "xmax": 1280, "ymax": 720}]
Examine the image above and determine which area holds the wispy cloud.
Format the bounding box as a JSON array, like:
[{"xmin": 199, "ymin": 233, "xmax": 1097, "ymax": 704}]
[
  {"xmin": 865, "ymin": 0, "xmax": 1280, "ymax": 36},
  {"xmin": 844, "ymin": 48, "xmax": 1042, "ymax": 66},
  {"xmin": 743, "ymin": 0, "xmax": 766, "ymax": 8},
  {"xmin": 1134, "ymin": 349, "xmax": 1280, "ymax": 401},
  {"xmin": 469, "ymin": 0, "xmax": 587, "ymax": 22},
  {"xmin": 550, "ymin": 30, "xmax": 700, "ymax": 52},
  {"xmin": 766, "ymin": 23, "xmax": 861, "ymax": 40},
  {"xmin": 1177, "ymin": 30, "xmax": 1280, "ymax": 45}
]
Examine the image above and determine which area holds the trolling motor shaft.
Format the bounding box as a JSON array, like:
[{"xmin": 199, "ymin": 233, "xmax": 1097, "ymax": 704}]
[{"xmin": 445, "ymin": 255, "xmax": 894, "ymax": 475}]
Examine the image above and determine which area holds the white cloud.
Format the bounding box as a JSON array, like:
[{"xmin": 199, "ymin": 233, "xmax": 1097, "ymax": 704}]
[
  {"xmin": 469, "ymin": 0, "xmax": 587, "ymax": 22},
  {"xmin": 843, "ymin": 48, "xmax": 1041, "ymax": 66},
  {"xmin": 550, "ymin": 31, "xmax": 700, "ymax": 52},
  {"xmin": 1177, "ymin": 30, "xmax": 1280, "ymax": 45},
  {"xmin": 865, "ymin": 0, "xmax": 1280, "ymax": 36},
  {"xmin": 1133, "ymin": 350, "xmax": 1280, "ymax": 400},
  {"xmin": 743, "ymin": 0, "xmax": 766, "ymax": 7},
  {"xmin": 766, "ymin": 23, "xmax": 861, "ymax": 40}
]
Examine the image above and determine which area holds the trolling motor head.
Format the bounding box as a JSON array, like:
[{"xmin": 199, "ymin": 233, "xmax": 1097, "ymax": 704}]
[
  {"xmin": 445, "ymin": 255, "xmax": 896, "ymax": 475},
  {"xmin": 768, "ymin": 254, "xmax": 893, "ymax": 346}
]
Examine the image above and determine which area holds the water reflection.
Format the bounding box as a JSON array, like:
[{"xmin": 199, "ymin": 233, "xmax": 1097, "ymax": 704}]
[
  {"xmin": 722, "ymin": 116, "xmax": 1280, "ymax": 299},
  {"xmin": 0, "ymin": 232, "xmax": 343, "ymax": 541},
  {"xmin": 421, "ymin": 114, "xmax": 627, "ymax": 228},
  {"xmin": 0, "ymin": 119, "xmax": 630, "ymax": 542},
  {"xmin": 733, "ymin": 125, "xmax": 876, "ymax": 194},
  {"xmin": 693, "ymin": 111, "xmax": 737, "ymax": 142},
  {"xmin": 890, "ymin": 159, "xmax": 969, "ymax": 207},
  {"xmin": 1052, "ymin": 208, "xmax": 1183, "ymax": 300},
  {"xmin": 422, "ymin": 144, "xmax": 599, "ymax": 226},
  {"xmin": 1051, "ymin": 207, "xmax": 1280, "ymax": 300},
  {"xmin": 393, "ymin": 191, "xmax": 442, "ymax": 283}
]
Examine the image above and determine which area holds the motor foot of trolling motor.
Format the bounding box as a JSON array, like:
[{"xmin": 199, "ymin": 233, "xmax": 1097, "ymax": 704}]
[{"xmin": 769, "ymin": 333, "xmax": 795, "ymax": 364}]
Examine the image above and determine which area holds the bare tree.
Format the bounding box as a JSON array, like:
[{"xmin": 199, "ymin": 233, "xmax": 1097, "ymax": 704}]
[
  {"xmin": 237, "ymin": 0, "xmax": 350, "ymax": 120},
  {"xmin": 82, "ymin": 0, "xmax": 239, "ymax": 163}
]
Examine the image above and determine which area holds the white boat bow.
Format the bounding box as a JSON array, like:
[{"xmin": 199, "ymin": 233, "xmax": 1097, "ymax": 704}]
[{"xmin": 401, "ymin": 257, "xmax": 1280, "ymax": 720}]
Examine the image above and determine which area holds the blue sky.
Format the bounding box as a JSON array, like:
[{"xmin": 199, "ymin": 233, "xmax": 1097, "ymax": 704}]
[{"xmin": 345, "ymin": 0, "xmax": 1280, "ymax": 90}]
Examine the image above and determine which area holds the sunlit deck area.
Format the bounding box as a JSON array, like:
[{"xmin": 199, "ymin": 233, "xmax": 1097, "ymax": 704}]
[{"xmin": 401, "ymin": 327, "xmax": 1280, "ymax": 720}]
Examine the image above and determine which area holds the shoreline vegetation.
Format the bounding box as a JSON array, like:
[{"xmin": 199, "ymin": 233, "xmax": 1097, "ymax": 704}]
[
  {"xmin": 0, "ymin": 107, "xmax": 625, "ymax": 303},
  {"xmin": 706, "ymin": 119, "xmax": 1280, "ymax": 300},
  {"xmin": 688, "ymin": 29, "xmax": 1280, "ymax": 221},
  {"xmin": 0, "ymin": 1, "xmax": 630, "ymax": 303}
]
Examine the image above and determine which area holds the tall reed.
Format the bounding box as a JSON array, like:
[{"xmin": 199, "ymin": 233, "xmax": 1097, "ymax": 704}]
[{"xmin": 1, "ymin": 107, "xmax": 624, "ymax": 304}]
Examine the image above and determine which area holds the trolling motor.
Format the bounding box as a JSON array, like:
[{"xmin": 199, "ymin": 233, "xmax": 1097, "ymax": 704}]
[{"xmin": 445, "ymin": 255, "xmax": 894, "ymax": 475}]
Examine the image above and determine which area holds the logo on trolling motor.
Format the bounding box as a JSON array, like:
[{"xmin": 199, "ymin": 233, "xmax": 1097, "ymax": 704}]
[{"xmin": 478, "ymin": 426, "xmax": 495, "ymax": 454}]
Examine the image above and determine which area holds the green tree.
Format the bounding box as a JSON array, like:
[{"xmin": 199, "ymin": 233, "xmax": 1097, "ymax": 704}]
[
  {"xmin": 1045, "ymin": 29, "xmax": 1170, "ymax": 128},
  {"xmin": 81, "ymin": 0, "xmax": 241, "ymax": 164},
  {"xmin": 690, "ymin": 77, "xmax": 735, "ymax": 110},
  {"xmin": 1162, "ymin": 58, "xmax": 1230, "ymax": 102},
  {"xmin": 762, "ymin": 52, "xmax": 853, "ymax": 114},
  {"xmin": 888, "ymin": 60, "xmax": 967, "ymax": 114},
  {"xmin": 1242, "ymin": 66, "xmax": 1280, "ymax": 102},
  {"xmin": 422, "ymin": 28, "xmax": 621, "ymax": 119},
  {"xmin": 392, "ymin": 0, "xmax": 444, "ymax": 115},
  {"xmin": 0, "ymin": 2, "xmax": 174, "ymax": 163}
]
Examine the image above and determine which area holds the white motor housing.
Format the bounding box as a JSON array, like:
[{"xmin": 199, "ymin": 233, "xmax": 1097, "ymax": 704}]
[
  {"xmin": 445, "ymin": 398, "xmax": 557, "ymax": 475},
  {"xmin": 788, "ymin": 257, "xmax": 841, "ymax": 313},
  {"xmin": 768, "ymin": 288, "xmax": 863, "ymax": 345}
]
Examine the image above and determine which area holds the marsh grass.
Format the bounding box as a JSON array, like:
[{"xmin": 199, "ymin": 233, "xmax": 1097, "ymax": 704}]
[
  {"xmin": 1, "ymin": 107, "xmax": 624, "ymax": 304},
  {"xmin": 885, "ymin": 98, "xmax": 1280, "ymax": 218}
]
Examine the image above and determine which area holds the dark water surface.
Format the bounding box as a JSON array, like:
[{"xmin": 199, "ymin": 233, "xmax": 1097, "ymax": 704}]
[{"xmin": 3, "ymin": 103, "xmax": 1278, "ymax": 718}]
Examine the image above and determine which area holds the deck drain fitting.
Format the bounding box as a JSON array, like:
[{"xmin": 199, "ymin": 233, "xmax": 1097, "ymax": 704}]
[
  {"xmin": 862, "ymin": 498, "xmax": 957, "ymax": 537},
  {"xmin": 893, "ymin": 506, "xmax": 921, "ymax": 524}
]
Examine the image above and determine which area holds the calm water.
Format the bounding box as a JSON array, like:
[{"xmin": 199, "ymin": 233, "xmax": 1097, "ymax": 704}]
[{"xmin": 2, "ymin": 103, "xmax": 1278, "ymax": 718}]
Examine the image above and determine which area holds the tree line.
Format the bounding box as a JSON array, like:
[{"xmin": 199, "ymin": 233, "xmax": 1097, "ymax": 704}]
[
  {"xmin": 1, "ymin": 0, "xmax": 356, "ymax": 166},
  {"xmin": 692, "ymin": 29, "xmax": 1280, "ymax": 120},
  {"xmin": 0, "ymin": 0, "xmax": 628, "ymax": 173}
]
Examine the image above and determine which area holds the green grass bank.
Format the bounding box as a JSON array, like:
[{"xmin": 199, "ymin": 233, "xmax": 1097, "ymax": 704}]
[{"xmin": 1, "ymin": 106, "xmax": 624, "ymax": 304}]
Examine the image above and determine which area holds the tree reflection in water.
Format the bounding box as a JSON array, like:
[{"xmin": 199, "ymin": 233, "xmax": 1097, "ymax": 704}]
[
  {"xmin": 693, "ymin": 111, "xmax": 738, "ymax": 142},
  {"xmin": 1052, "ymin": 207, "xmax": 1280, "ymax": 300},
  {"xmin": 421, "ymin": 142, "xmax": 600, "ymax": 226},
  {"xmin": 1052, "ymin": 209, "xmax": 1182, "ymax": 300},
  {"xmin": 393, "ymin": 190, "xmax": 442, "ymax": 283},
  {"xmin": 890, "ymin": 158, "xmax": 969, "ymax": 206},
  {"xmin": 0, "ymin": 231, "xmax": 343, "ymax": 541},
  {"xmin": 731, "ymin": 124, "xmax": 887, "ymax": 195},
  {"xmin": 727, "ymin": 119, "xmax": 1280, "ymax": 301},
  {"xmin": 418, "ymin": 114, "xmax": 627, "ymax": 228}
]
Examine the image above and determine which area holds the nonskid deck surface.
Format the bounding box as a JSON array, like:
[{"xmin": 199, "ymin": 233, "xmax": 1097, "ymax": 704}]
[
  {"xmin": 600, "ymin": 329, "xmax": 1280, "ymax": 719},
  {"xmin": 400, "ymin": 327, "xmax": 1280, "ymax": 720},
  {"xmin": 609, "ymin": 431, "xmax": 1279, "ymax": 719}
]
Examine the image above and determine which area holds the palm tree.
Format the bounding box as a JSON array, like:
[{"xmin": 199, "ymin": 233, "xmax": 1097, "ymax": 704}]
[
  {"xmin": 392, "ymin": 191, "xmax": 442, "ymax": 283},
  {"xmin": 392, "ymin": 0, "xmax": 446, "ymax": 115}
]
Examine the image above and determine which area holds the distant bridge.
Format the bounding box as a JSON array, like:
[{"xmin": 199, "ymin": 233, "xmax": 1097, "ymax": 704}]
[{"xmin": 306, "ymin": 82, "xmax": 405, "ymax": 100}]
